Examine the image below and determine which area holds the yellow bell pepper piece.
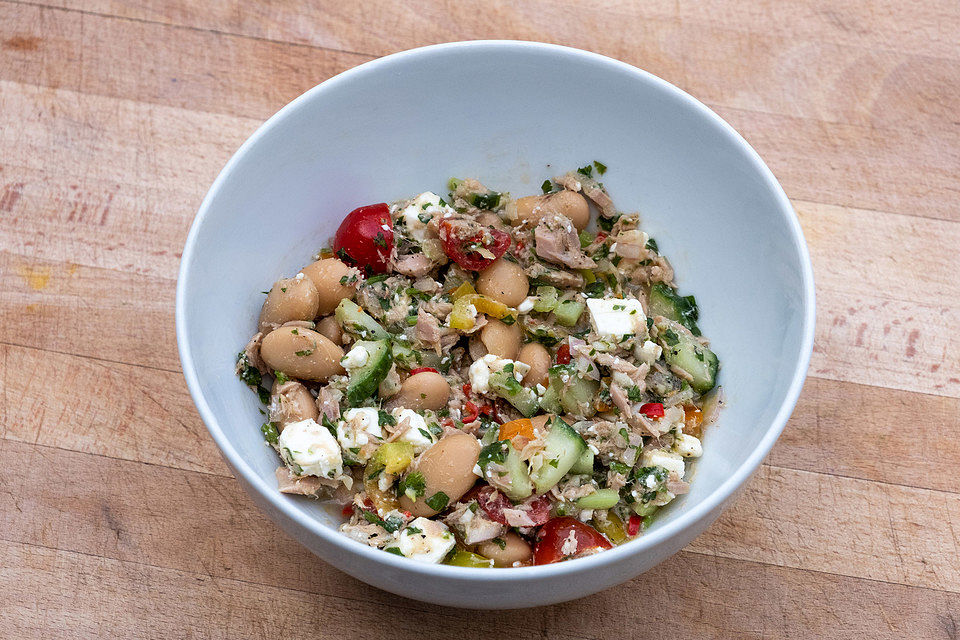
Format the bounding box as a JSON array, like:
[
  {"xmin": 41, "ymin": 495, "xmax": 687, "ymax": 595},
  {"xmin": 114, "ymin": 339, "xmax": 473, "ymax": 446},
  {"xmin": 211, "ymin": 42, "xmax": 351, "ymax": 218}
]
[
  {"xmin": 449, "ymin": 294, "xmax": 512, "ymax": 331},
  {"xmin": 451, "ymin": 282, "xmax": 476, "ymax": 301}
]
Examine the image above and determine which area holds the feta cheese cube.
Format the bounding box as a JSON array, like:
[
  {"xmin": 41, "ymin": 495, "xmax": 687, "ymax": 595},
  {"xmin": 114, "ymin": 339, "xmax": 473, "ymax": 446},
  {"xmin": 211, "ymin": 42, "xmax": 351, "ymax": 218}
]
[
  {"xmin": 640, "ymin": 448, "xmax": 686, "ymax": 479},
  {"xmin": 586, "ymin": 298, "xmax": 646, "ymax": 339},
  {"xmin": 391, "ymin": 408, "xmax": 436, "ymax": 452},
  {"xmin": 636, "ymin": 340, "xmax": 662, "ymax": 365},
  {"xmin": 674, "ymin": 433, "xmax": 703, "ymax": 458},
  {"xmin": 396, "ymin": 517, "xmax": 455, "ymax": 563},
  {"xmin": 277, "ymin": 418, "xmax": 343, "ymax": 479},
  {"xmin": 337, "ymin": 408, "xmax": 383, "ymax": 461},
  {"xmin": 340, "ymin": 343, "xmax": 369, "ymax": 370}
]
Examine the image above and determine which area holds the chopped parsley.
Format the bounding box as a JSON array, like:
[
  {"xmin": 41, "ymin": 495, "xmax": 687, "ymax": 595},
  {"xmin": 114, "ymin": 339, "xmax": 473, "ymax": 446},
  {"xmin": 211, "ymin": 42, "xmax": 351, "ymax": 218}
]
[
  {"xmin": 373, "ymin": 232, "xmax": 388, "ymax": 248},
  {"xmin": 425, "ymin": 491, "xmax": 449, "ymax": 512},
  {"xmin": 645, "ymin": 237, "xmax": 659, "ymax": 253},
  {"xmin": 661, "ymin": 329, "xmax": 680, "ymax": 347},
  {"xmin": 260, "ymin": 422, "xmax": 279, "ymax": 445},
  {"xmin": 294, "ymin": 349, "xmax": 314, "ymax": 357},
  {"xmin": 274, "ymin": 370, "xmax": 289, "ymax": 385},
  {"xmin": 383, "ymin": 547, "xmax": 404, "ymax": 556},
  {"xmin": 541, "ymin": 179, "xmax": 553, "ymax": 194},
  {"xmin": 593, "ymin": 160, "xmax": 607, "ymax": 175},
  {"xmin": 398, "ymin": 472, "xmax": 426, "ymax": 500},
  {"xmin": 361, "ymin": 509, "xmax": 405, "ymax": 533},
  {"xmin": 627, "ymin": 386, "xmax": 644, "ymax": 402},
  {"xmin": 577, "ymin": 165, "xmax": 593, "ymax": 177}
]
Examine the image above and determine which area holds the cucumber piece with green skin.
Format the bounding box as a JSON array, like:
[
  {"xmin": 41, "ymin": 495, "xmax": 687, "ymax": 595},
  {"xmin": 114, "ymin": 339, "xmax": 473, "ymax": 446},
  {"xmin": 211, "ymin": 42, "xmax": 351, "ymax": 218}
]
[
  {"xmin": 575, "ymin": 488, "xmax": 620, "ymax": 510},
  {"xmin": 648, "ymin": 283, "xmax": 701, "ymax": 336},
  {"xmin": 489, "ymin": 367, "xmax": 539, "ymax": 417},
  {"xmin": 655, "ymin": 319, "xmax": 718, "ymax": 393},
  {"xmin": 345, "ymin": 340, "xmax": 392, "ymax": 404},
  {"xmin": 570, "ymin": 447, "xmax": 594, "ymax": 475},
  {"xmin": 547, "ymin": 365, "xmax": 599, "ymax": 418},
  {"xmin": 529, "ymin": 417, "xmax": 587, "ymax": 494},
  {"xmin": 335, "ymin": 299, "xmax": 390, "ymax": 340},
  {"xmin": 391, "ymin": 340, "xmax": 441, "ymax": 370},
  {"xmin": 539, "ymin": 383, "xmax": 562, "ymax": 415},
  {"xmin": 478, "ymin": 439, "xmax": 534, "ymax": 501}
]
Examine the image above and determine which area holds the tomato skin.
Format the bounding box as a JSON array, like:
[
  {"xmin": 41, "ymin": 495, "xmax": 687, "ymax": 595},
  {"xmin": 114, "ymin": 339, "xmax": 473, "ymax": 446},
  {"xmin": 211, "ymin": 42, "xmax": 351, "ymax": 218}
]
[
  {"xmin": 555, "ymin": 344, "xmax": 571, "ymax": 365},
  {"xmin": 475, "ymin": 488, "xmax": 551, "ymax": 527},
  {"xmin": 332, "ymin": 203, "xmax": 394, "ymax": 274},
  {"xmin": 533, "ymin": 517, "xmax": 612, "ymax": 565},
  {"xmin": 438, "ymin": 219, "xmax": 510, "ymax": 271},
  {"xmin": 476, "ymin": 486, "xmax": 511, "ymax": 524}
]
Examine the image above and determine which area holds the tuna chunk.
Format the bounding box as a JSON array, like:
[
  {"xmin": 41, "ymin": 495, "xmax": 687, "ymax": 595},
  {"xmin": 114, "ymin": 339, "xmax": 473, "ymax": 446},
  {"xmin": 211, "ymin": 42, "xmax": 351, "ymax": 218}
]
[{"xmin": 534, "ymin": 214, "xmax": 597, "ymax": 269}]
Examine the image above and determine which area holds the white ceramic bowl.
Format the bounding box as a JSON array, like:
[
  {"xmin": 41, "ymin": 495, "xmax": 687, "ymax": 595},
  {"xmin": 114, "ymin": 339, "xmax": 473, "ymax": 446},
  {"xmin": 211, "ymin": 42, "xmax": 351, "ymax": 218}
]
[{"xmin": 176, "ymin": 41, "xmax": 815, "ymax": 609}]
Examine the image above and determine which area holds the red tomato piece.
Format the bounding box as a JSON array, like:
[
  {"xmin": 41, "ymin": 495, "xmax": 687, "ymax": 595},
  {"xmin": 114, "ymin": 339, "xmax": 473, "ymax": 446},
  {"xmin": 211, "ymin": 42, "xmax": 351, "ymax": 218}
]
[
  {"xmin": 639, "ymin": 402, "xmax": 665, "ymax": 418},
  {"xmin": 533, "ymin": 517, "xmax": 612, "ymax": 565},
  {"xmin": 627, "ymin": 514, "xmax": 642, "ymax": 537},
  {"xmin": 332, "ymin": 203, "xmax": 394, "ymax": 274},
  {"xmin": 341, "ymin": 504, "xmax": 355, "ymax": 517},
  {"xmin": 475, "ymin": 486, "xmax": 511, "ymax": 524},
  {"xmin": 438, "ymin": 219, "xmax": 510, "ymax": 271},
  {"xmin": 408, "ymin": 367, "xmax": 439, "ymax": 376},
  {"xmin": 555, "ymin": 343, "xmax": 571, "ymax": 364},
  {"xmin": 462, "ymin": 383, "xmax": 472, "ymax": 396},
  {"xmin": 523, "ymin": 494, "xmax": 552, "ymax": 526}
]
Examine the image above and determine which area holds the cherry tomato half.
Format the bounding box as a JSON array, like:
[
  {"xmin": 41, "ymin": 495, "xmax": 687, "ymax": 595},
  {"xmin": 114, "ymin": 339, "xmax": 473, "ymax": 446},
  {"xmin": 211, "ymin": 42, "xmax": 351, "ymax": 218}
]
[
  {"xmin": 533, "ymin": 516, "xmax": 612, "ymax": 565},
  {"xmin": 332, "ymin": 203, "xmax": 394, "ymax": 274},
  {"xmin": 438, "ymin": 219, "xmax": 510, "ymax": 271},
  {"xmin": 475, "ymin": 488, "xmax": 551, "ymax": 527}
]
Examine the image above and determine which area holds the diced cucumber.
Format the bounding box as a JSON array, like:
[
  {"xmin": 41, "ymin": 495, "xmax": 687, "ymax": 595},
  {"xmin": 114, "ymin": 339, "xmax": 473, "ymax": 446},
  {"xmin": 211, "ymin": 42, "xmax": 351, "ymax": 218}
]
[
  {"xmin": 570, "ymin": 448, "xmax": 594, "ymax": 475},
  {"xmin": 655, "ymin": 319, "xmax": 718, "ymax": 394},
  {"xmin": 391, "ymin": 340, "xmax": 441, "ymax": 370},
  {"xmin": 345, "ymin": 339, "xmax": 392, "ymax": 404},
  {"xmin": 533, "ymin": 286, "xmax": 558, "ymax": 312},
  {"xmin": 554, "ymin": 299, "xmax": 584, "ymax": 327},
  {"xmin": 548, "ymin": 366, "xmax": 599, "ymax": 418},
  {"xmin": 478, "ymin": 440, "xmax": 534, "ymax": 501},
  {"xmin": 539, "ymin": 383, "xmax": 562, "ymax": 414},
  {"xmin": 489, "ymin": 367, "xmax": 539, "ymax": 417},
  {"xmin": 575, "ymin": 488, "xmax": 620, "ymax": 510},
  {"xmin": 335, "ymin": 299, "xmax": 390, "ymax": 340},
  {"xmin": 648, "ymin": 283, "xmax": 701, "ymax": 336},
  {"xmin": 632, "ymin": 502, "xmax": 659, "ymax": 517},
  {"xmin": 529, "ymin": 417, "xmax": 587, "ymax": 494}
]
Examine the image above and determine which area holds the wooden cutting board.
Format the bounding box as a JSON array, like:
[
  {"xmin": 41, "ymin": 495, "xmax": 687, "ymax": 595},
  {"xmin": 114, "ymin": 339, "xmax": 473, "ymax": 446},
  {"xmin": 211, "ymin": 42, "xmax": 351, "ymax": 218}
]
[{"xmin": 1, "ymin": 1, "xmax": 958, "ymax": 637}]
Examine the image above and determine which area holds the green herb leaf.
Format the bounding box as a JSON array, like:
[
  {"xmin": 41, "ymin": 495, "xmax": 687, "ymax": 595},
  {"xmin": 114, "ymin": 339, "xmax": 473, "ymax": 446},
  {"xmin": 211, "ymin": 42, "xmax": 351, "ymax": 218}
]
[
  {"xmin": 593, "ymin": 160, "xmax": 607, "ymax": 175},
  {"xmin": 541, "ymin": 179, "xmax": 553, "ymax": 194},
  {"xmin": 425, "ymin": 491, "xmax": 449, "ymax": 511},
  {"xmin": 260, "ymin": 422, "xmax": 279, "ymax": 445}
]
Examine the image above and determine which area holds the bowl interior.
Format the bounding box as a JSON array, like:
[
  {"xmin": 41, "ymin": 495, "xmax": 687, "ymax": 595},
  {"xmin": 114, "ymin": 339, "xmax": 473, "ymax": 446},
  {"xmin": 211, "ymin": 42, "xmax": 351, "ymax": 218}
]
[{"xmin": 179, "ymin": 42, "xmax": 812, "ymax": 567}]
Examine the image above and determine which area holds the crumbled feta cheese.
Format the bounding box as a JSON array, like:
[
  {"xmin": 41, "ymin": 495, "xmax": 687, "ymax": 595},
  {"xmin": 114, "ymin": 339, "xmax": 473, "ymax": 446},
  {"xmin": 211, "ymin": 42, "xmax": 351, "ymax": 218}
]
[
  {"xmin": 636, "ymin": 340, "xmax": 663, "ymax": 365},
  {"xmin": 465, "ymin": 303, "xmax": 478, "ymax": 319},
  {"xmin": 611, "ymin": 371, "xmax": 634, "ymax": 388},
  {"xmin": 517, "ymin": 296, "xmax": 536, "ymax": 313},
  {"xmin": 640, "ymin": 449, "xmax": 686, "ymax": 479},
  {"xmin": 468, "ymin": 354, "xmax": 530, "ymax": 395},
  {"xmin": 340, "ymin": 344, "xmax": 369, "ymax": 370},
  {"xmin": 400, "ymin": 191, "xmax": 452, "ymax": 241},
  {"xmin": 336, "ymin": 408, "xmax": 383, "ymax": 461},
  {"xmin": 472, "ymin": 463, "xmax": 483, "ymax": 478},
  {"xmin": 586, "ymin": 298, "xmax": 646, "ymax": 339},
  {"xmin": 468, "ymin": 358, "xmax": 492, "ymax": 395},
  {"xmin": 396, "ymin": 517, "xmax": 455, "ymax": 563},
  {"xmin": 391, "ymin": 408, "xmax": 436, "ymax": 452},
  {"xmin": 674, "ymin": 433, "xmax": 703, "ymax": 458},
  {"xmin": 278, "ymin": 418, "xmax": 343, "ymax": 479}
]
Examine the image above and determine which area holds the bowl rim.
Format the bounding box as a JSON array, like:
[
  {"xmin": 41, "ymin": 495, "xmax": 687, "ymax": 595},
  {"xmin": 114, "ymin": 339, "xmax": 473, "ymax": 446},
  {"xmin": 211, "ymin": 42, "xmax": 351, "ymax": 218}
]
[{"xmin": 176, "ymin": 39, "xmax": 816, "ymax": 582}]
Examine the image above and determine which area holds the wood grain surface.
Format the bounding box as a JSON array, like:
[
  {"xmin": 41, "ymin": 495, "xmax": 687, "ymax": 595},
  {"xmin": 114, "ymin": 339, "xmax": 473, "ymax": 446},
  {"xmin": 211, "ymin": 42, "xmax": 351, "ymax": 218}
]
[{"xmin": 1, "ymin": 1, "xmax": 958, "ymax": 638}]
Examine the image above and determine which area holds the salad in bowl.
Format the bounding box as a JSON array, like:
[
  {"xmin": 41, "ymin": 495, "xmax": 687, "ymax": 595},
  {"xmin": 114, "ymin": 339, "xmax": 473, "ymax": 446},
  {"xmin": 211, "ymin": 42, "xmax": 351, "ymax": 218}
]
[{"xmin": 235, "ymin": 164, "xmax": 721, "ymax": 568}]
